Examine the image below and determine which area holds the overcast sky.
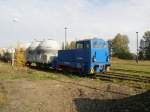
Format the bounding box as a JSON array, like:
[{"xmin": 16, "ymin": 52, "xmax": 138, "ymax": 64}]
[{"xmin": 0, "ymin": 0, "xmax": 150, "ymax": 52}]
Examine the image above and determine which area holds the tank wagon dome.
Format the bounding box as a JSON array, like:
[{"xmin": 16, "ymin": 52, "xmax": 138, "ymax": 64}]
[{"xmin": 37, "ymin": 39, "xmax": 60, "ymax": 51}]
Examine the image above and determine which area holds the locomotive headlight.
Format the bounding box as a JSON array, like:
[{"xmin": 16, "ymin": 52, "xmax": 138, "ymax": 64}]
[
  {"xmin": 93, "ymin": 57, "xmax": 96, "ymax": 62},
  {"xmin": 93, "ymin": 52, "xmax": 97, "ymax": 62},
  {"xmin": 107, "ymin": 57, "xmax": 109, "ymax": 61},
  {"xmin": 93, "ymin": 56, "xmax": 96, "ymax": 62},
  {"xmin": 106, "ymin": 56, "xmax": 109, "ymax": 62}
]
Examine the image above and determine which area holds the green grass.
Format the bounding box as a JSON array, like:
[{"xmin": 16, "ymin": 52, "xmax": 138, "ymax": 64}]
[
  {"xmin": 0, "ymin": 61, "xmax": 82, "ymax": 81},
  {"xmin": 111, "ymin": 58, "xmax": 150, "ymax": 77},
  {"xmin": 0, "ymin": 60, "xmax": 150, "ymax": 89}
]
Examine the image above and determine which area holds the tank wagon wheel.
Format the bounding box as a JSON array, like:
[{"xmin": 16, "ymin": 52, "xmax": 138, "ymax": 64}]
[
  {"xmin": 35, "ymin": 63, "xmax": 40, "ymax": 68},
  {"xmin": 25, "ymin": 62, "xmax": 31, "ymax": 67}
]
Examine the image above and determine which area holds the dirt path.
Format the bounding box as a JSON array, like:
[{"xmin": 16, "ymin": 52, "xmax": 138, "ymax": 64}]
[{"xmin": 0, "ymin": 79, "xmax": 146, "ymax": 112}]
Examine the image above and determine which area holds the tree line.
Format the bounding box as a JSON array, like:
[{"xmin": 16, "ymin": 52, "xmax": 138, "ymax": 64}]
[
  {"xmin": 139, "ymin": 31, "xmax": 150, "ymax": 60},
  {"xmin": 108, "ymin": 31, "xmax": 150, "ymax": 60}
]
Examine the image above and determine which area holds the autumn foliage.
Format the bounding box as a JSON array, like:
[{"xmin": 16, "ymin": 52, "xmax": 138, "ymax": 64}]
[{"xmin": 15, "ymin": 48, "xmax": 25, "ymax": 66}]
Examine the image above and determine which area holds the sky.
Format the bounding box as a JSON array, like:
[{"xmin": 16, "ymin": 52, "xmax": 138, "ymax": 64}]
[{"xmin": 0, "ymin": 0, "xmax": 150, "ymax": 52}]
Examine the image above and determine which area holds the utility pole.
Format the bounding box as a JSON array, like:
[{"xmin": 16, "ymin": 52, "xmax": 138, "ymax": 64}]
[
  {"xmin": 136, "ymin": 32, "xmax": 139, "ymax": 64},
  {"xmin": 11, "ymin": 48, "xmax": 15, "ymax": 67},
  {"xmin": 64, "ymin": 27, "xmax": 68, "ymax": 50}
]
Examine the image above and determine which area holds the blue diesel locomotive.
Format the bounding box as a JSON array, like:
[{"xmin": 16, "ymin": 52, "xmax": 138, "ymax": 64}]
[{"xmin": 56, "ymin": 38, "xmax": 110, "ymax": 74}]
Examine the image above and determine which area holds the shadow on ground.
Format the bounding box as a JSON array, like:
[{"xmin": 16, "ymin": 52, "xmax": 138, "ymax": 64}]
[
  {"xmin": 74, "ymin": 90, "xmax": 150, "ymax": 112},
  {"xmin": 29, "ymin": 66, "xmax": 91, "ymax": 78}
]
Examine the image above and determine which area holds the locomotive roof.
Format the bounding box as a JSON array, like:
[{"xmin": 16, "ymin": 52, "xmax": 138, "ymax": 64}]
[{"xmin": 76, "ymin": 38, "xmax": 106, "ymax": 42}]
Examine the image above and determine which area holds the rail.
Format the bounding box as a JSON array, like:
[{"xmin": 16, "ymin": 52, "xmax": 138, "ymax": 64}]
[{"xmin": 95, "ymin": 71, "xmax": 150, "ymax": 83}]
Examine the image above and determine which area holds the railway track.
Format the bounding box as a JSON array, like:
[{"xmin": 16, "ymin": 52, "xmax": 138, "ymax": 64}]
[
  {"xmin": 95, "ymin": 72, "xmax": 150, "ymax": 83},
  {"xmin": 30, "ymin": 65, "xmax": 150, "ymax": 83}
]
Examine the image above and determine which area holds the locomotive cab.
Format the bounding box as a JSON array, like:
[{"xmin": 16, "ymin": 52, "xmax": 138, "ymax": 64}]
[{"xmin": 75, "ymin": 38, "xmax": 110, "ymax": 74}]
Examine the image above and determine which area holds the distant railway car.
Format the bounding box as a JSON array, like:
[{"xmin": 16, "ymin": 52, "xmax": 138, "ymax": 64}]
[
  {"xmin": 0, "ymin": 43, "xmax": 30, "ymax": 63},
  {"xmin": 57, "ymin": 38, "xmax": 110, "ymax": 74},
  {"xmin": 3, "ymin": 48, "xmax": 15, "ymax": 62},
  {"xmin": 0, "ymin": 48, "xmax": 5, "ymax": 59}
]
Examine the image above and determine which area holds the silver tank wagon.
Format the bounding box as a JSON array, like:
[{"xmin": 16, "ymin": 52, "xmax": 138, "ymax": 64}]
[
  {"xmin": 35, "ymin": 39, "xmax": 60, "ymax": 67},
  {"xmin": 25, "ymin": 40, "xmax": 42, "ymax": 65}
]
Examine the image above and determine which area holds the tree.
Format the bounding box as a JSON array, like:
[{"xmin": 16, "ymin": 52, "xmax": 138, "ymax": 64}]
[
  {"xmin": 65, "ymin": 42, "xmax": 70, "ymax": 50},
  {"xmin": 62, "ymin": 41, "xmax": 76, "ymax": 50},
  {"xmin": 15, "ymin": 48, "xmax": 25, "ymax": 66},
  {"xmin": 62, "ymin": 42, "xmax": 65, "ymax": 50},
  {"xmin": 69, "ymin": 41, "xmax": 76, "ymax": 49},
  {"xmin": 139, "ymin": 31, "xmax": 150, "ymax": 59},
  {"xmin": 143, "ymin": 31, "xmax": 150, "ymax": 41},
  {"xmin": 139, "ymin": 51, "xmax": 144, "ymax": 60},
  {"xmin": 112, "ymin": 33, "xmax": 132, "ymax": 59},
  {"xmin": 108, "ymin": 39, "xmax": 113, "ymax": 58},
  {"xmin": 143, "ymin": 31, "xmax": 150, "ymax": 59}
]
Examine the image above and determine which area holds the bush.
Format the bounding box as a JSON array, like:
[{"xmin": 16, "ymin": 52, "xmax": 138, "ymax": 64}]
[{"xmin": 117, "ymin": 51, "xmax": 133, "ymax": 59}]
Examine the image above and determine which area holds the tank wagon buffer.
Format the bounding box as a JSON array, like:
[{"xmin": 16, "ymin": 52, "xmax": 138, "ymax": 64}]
[{"xmin": 57, "ymin": 38, "xmax": 111, "ymax": 74}]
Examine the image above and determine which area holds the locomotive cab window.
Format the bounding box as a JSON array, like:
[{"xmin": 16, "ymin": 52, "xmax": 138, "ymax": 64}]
[
  {"xmin": 76, "ymin": 42, "xmax": 84, "ymax": 48},
  {"xmin": 76, "ymin": 41, "xmax": 90, "ymax": 49},
  {"xmin": 84, "ymin": 41, "xmax": 90, "ymax": 48}
]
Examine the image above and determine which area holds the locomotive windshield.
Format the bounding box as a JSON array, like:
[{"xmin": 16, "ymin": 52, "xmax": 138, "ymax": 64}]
[
  {"xmin": 92, "ymin": 40, "xmax": 108, "ymax": 48},
  {"xmin": 76, "ymin": 39, "xmax": 108, "ymax": 49}
]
